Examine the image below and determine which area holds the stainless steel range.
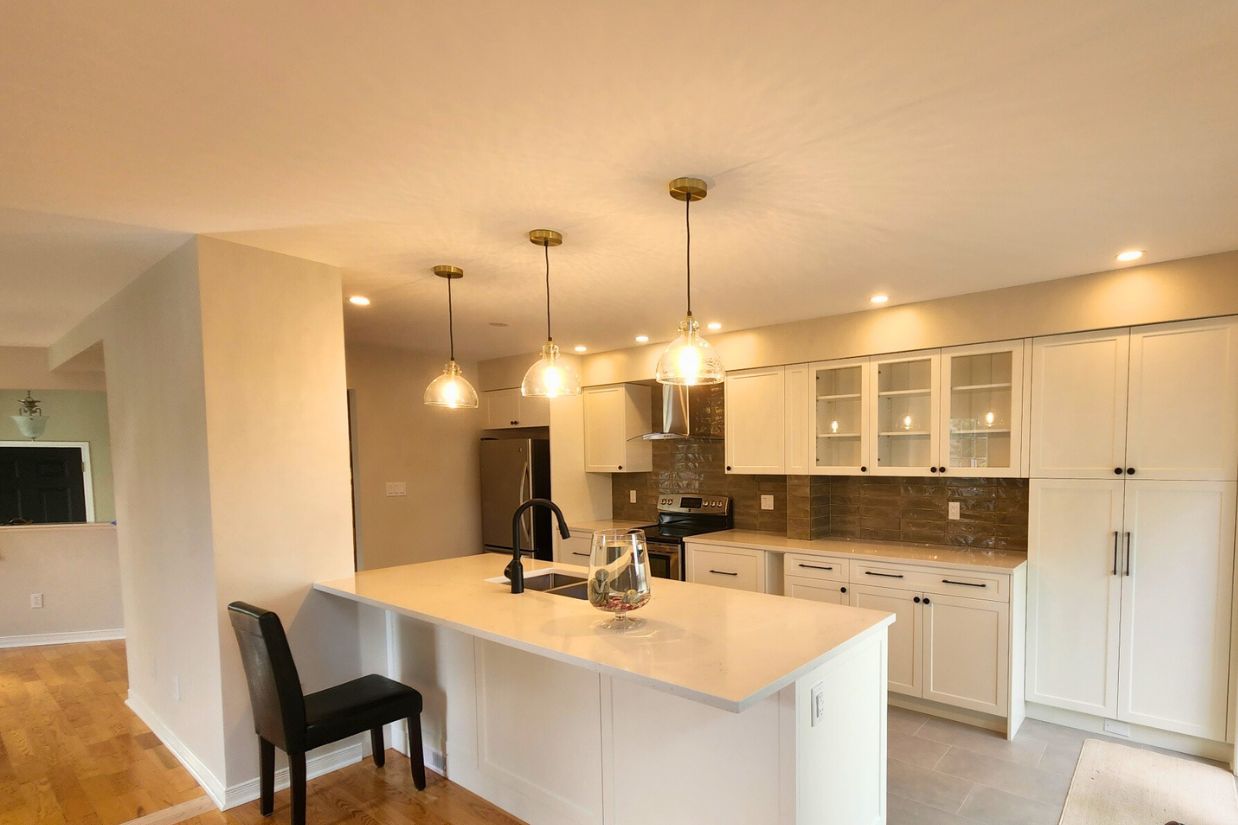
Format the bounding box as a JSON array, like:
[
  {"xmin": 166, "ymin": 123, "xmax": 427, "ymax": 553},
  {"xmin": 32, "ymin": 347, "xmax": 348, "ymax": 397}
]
[{"xmin": 641, "ymin": 493, "xmax": 733, "ymax": 580}]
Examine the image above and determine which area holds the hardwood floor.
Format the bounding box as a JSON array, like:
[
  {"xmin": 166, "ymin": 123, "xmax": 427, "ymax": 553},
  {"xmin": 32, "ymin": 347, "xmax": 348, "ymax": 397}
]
[{"xmin": 0, "ymin": 641, "xmax": 523, "ymax": 825}]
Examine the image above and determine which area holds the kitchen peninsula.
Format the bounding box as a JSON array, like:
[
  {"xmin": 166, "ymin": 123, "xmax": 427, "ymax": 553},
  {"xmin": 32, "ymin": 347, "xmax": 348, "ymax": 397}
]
[{"xmin": 316, "ymin": 553, "xmax": 893, "ymax": 825}]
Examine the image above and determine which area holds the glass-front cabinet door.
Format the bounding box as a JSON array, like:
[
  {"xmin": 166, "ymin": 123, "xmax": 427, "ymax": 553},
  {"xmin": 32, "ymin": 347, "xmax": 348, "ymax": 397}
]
[
  {"xmin": 810, "ymin": 357, "xmax": 870, "ymax": 474},
  {"xmin": 940, "ymin": 340, "xmax": 1024, "ymax": 477},
  {"xmin": 870, "ymin": 351, "xmax": 940, "ymax": 476}
]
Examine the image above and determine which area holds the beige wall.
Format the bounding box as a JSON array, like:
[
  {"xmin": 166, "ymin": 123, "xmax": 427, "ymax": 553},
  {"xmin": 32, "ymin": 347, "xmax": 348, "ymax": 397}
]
[
  {"xmin": 0, "ymin": 389, "xmax": 115, "ymax": 522},
  {"xmin": 50, "ymin": 237, "xmax": 363, "ymax": 800},
  {"xmin": 0, "ymin": 524, "xmax": 121, "ymax": 644},
  {"xmin": 0, "ymin": 345, "xmax": 106, "ymax": 391},
  {"xmin": 345, "ymin": 342, "xmax": 483, "ymax": 569}
]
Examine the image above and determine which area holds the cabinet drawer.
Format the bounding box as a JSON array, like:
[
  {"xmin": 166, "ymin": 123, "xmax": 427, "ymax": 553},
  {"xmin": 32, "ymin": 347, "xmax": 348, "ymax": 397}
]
[
  {"xmin": 784, "ymin": 553, "xmax": 848, "ymax": 583},
  {"xmin": 688, "ymin": 547, "xmax": 762, "ymax": 592},
  {"xmin": 785, "ymin": 576, "xmax": 848, "ymax": 605},
  {"xmin": 851, "ymin": 561, "xmax": 1009, "ymax": 602}
]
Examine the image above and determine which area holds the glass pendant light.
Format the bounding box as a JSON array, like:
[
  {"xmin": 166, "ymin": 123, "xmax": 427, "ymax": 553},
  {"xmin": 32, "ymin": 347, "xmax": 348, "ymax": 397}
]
[
  {"xmin": 521, "ymin": 229, "xmax": 581, "ymax": 398},
  {"xmin": 424, "ymin": 265, "xmax": 480, "ymax": 409},
  {"xmin": 656, "ymin": 177, "xmax": 724, "ymax": 385}
]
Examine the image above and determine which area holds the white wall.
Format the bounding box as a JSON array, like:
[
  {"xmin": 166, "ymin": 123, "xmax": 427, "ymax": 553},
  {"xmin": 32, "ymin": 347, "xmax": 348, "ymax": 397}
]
[
  {"xmin": 0, "ymin": 345, "xmax": 105, "ymax": 391},
  {"xmin": 0, "ymin": 524, "xmax": 122, "ymax": 645},
  {"xmin": 345, "ymin": 342, "xmax": 483, "ymax": 569}
]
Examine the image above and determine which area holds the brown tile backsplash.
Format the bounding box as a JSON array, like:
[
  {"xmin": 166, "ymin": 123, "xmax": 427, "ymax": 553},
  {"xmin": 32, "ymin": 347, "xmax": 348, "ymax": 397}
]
[{"xmin": 608, "ymin": 383, "xmax": 1029, "ymax": 551}]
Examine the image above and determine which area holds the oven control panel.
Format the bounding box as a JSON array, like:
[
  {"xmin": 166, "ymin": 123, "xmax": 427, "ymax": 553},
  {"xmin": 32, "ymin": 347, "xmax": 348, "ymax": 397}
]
[{"xmin": 656, "ymin": 494, "xmax": 731, "ymax": 514}]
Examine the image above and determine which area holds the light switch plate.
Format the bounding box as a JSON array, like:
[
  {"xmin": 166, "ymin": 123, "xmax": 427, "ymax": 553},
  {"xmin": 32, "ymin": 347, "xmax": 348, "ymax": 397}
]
[
  {"xmin": 948, "ymin": 501, "xmax": 961, "ymax": 520},
  {"xmin": 629, "ymin": 489, "xmax": 637, "ymax": 504},
  {"xmin": 385, "ymin": 481, "xmax": 407, "ymax": 497},
  {"xmin": 810, "ymin": 682, "xmax": 825, "ymax": 726},
  {"xmin": 760, "ymin": 494, "xmax": 774, "ymax": 511},
  {"xmin": 30, "ymin": 593, "xmax": 43, "ymax": 609}
]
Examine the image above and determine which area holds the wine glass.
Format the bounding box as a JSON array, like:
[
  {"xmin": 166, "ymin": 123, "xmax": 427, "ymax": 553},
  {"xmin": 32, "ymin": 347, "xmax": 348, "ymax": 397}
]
[{"xmin": 588, "ymin": 528, "xmax": 653, "ymax": 630}]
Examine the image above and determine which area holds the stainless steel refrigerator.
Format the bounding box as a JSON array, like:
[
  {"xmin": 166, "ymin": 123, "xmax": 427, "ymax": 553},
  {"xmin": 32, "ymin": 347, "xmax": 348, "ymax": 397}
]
[{"xmin": 480, "ymin": 437, "xmax": 552, "ymax": 560}]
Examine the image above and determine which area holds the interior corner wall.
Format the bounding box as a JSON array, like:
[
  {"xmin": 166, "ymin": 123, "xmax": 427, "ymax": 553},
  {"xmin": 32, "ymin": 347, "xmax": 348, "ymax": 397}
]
[
  {"xmin": 345, "ymin": 341, "xmax": 483, "ymax": 569},
  {"xmin": 82, "ymin": 238, "xmax": 229, "ymax": 784},
  {"xmin": 0, "ymin": 346, "xmax": 107, "ymax": 391},
  {"xmin": 195, "ymin": 237, "xmax": 361, "ymax": 790}
]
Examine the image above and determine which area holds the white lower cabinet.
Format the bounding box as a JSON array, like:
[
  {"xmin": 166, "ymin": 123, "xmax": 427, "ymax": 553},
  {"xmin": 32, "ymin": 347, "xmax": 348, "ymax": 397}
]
[
  {"xmin": 850, "ymin": 583, "xmax": 922, "ymax": 697},
  {"xmin": 784, "ymin": 576, "xmax": 848, "ymax": 605},
  {"xmin": 555, "ymin": 531, "xmax": 593, "ymax": 565},
  {"xmin": 685, "ymin": 543, "xmax": 782, "ymax": 593},
  {"xmin": 922, "ymin": 593, "xmax": 1009, "ymax": 716},
  {"xmin": 1028, "ymin": 478, "xmax": 1236, "ymax": 741}
]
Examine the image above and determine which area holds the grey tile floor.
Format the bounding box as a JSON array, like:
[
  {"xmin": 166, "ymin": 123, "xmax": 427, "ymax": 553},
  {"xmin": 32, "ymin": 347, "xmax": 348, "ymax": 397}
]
[{"xmin": 886, "ymin": 705, "xmax": 1230, "ymax": 824}]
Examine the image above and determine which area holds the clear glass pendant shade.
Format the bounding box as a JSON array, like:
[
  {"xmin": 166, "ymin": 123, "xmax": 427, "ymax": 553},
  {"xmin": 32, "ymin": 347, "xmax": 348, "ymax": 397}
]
[
  {"xmin": 656, "ymin": 316, "xmax": 724, "ymax": 386},
  {"xmin": 521, "ymin": 340, "xmax": 581, "ymax": 398},
  {"xmin": 424, "ymin": 360, "xmax": 479, "ymax": 409}
]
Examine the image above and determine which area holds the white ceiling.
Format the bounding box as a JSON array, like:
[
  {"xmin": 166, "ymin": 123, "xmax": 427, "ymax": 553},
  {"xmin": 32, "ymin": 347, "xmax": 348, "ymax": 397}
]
[{"xmin": 1, "ymin": 1, "xmax": 1236, "ymax": 359}]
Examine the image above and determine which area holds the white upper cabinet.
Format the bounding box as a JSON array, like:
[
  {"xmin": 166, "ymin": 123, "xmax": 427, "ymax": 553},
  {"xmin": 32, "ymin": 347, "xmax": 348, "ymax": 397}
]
[
  {"xmin": 783, "ymin": 364, "xmax": 811, "ymax": 475},
  {"xmin": 1125, "ymin": 317, "xmax": 1238, "ymax": 481},
  {"xmin": 582, "ymin": 384, "xmax": 651, "ymax": 473},
  {"xmin": 725, "ymin": 366, "xmax": 786, "ymax": 474},
  {"xmin": 1030, "ymin": 329, "xmax": 1130, "ymax": 478},
  {"xmin": 810, "ymin": 357, "xmax": 871, "ymax": 475},
  {"xmin": 870, "ymin": 351, "xmax": 941, "ymax": 476},
  {"xmin": 484, "ymin": 388, "xmax": 549, "ymax": 429},
  {"xmin": 939, "ymin": 341, "xmax": 1025, "ymax": 478}
]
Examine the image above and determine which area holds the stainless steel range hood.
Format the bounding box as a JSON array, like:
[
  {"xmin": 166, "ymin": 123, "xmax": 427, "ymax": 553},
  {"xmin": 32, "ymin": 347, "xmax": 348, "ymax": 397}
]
[{"xmin": 641, "ymin": 384, "xmax": 691, "ymax": 440}]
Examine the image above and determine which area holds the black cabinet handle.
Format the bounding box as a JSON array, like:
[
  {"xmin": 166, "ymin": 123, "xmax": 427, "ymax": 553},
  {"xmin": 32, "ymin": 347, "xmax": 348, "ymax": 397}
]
[
  {"xmin": 798, "ymin": 563, "xmax": 833, "ymax": 571},
  {"xmin": 864, "ymin": 571, "xmax": 904, "ymax": 579},
  {"xmin": 923, "ymin": 597, "xmax": 931, "ymax": 605},
  {"xmin": 726, "ymin": 465, "xmax": 732, "ymax": 471},
  {"xmin": 617, "ymin": 465, "xmax": 623, "ymax": 470},
  {"xmin": 709, "ymin": 569, "xmax": 739, "ymax": 577},
  {"xmin": 930, "ymin": 466, "xmax": 938, "ymax": 473},
  {"xmin": 860, "ymin": 465, "xmax": 868, "ymax": 472},
  {"xmin": 1112, "ymin": 531, "xmax": 1119, "ymax": 576},
  {"xmin": 938, "ymin": 466, "xmax": 947, "ymax": 473},
  {"xmin": 1124, "ymin": 532, "xmax": 1132, "ymax": 576},
  {"xmin": 1114, "ymin": 467, "xmax": 1123, "ymax": 475},
  {"xmin": 572, "ymin": 551, "xmax": 589, "ymax": 557},
  {"xmin": 941, "ymin": 579, "xmax": 986, "ymax": 588},
  {"xmin": 840, "ymin": 587, "xmax": 847, "ymax": 594},
  {"xmin": 913, "ymin": 596, "xmax": 921, "ymax": 604},
  {"xmin": 1126, "ymin": 467, "xmax": 1136, "ymax": 475}
]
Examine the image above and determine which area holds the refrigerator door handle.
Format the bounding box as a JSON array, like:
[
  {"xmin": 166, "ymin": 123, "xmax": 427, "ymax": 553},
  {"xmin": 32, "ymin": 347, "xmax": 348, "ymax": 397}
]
[{"xmin": 519, "ymin": 459, "xmax": 533, "ymax": 550}]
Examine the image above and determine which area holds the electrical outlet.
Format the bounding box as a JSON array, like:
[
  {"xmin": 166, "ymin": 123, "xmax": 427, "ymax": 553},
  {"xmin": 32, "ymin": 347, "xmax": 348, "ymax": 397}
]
[
  {"xmin": 948, "ymin": 501, "xmax": 961, "ymax": 520},
  {"xmin": 173, "ymin": 675, "xmax": 181, "ymax": 702},
  {"xmin": 1102, "ymin": 719, "xmax": 1131, "ymax": 737},
  {"xmin": 810, "ymin": 682, "xmax": 825, "ymax": 726},
  {"xmin": 30, "ymin": 593, "xmax": 44, "ymax": 609},
  {"xmin": 760, "ymin": 494, "xmax": 774, "ymax": 511},
  {"xmin": 385, "ymin": 481, "xmax": 407, "ymax": 497},
  {"xmin": 629, "ymin": 489, "xmax": 637, "ymax": 504}
]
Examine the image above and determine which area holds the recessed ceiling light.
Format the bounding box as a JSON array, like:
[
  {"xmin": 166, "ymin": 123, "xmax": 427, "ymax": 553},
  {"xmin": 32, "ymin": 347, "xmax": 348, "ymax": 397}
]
[
  {"xmin": 1116, "ymin": 249, "xmax": 1144, "ymax": 262},
  {"xmin": 348, "ymin": 295, "xmax": 371, "ymax": 306},
  {"xmin": 706, "ymin": 321, "xmax": 722, "ymax": 331},
  {"xmin": 635, "ymin": 335, "xmax": 650, "ymax": 344},
  {"xmin": 573, "ymin": 345, "xmax": 588, "ymax": 353},
  {"xmin": 870, "ymin": 294, "xmax": 889, "ymax": 305}
]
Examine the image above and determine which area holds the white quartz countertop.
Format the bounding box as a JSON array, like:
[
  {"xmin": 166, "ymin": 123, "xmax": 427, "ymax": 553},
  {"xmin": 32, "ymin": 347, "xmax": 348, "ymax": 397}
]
[
  {"xmin": 686, "ymin": 530, "xmax": 1028, "ymax": 572},
  {"xmin": 567, "ymin": 518, "xmax": 652, "ymax": 533},
  {"xmin": 315, "ymin": 553, "xmax": 893, "ymax": 713}
]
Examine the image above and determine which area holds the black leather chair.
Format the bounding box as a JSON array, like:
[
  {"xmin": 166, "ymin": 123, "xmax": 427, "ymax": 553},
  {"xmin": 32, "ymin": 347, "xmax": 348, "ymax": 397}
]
[{"xmin": 228, "ymin": 602, "xmax": 427, "ymax": 824}]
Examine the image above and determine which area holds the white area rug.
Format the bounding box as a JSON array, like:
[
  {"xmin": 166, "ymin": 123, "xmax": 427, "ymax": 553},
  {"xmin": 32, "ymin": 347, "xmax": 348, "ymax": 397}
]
[{"xmin": 1059, "ymin": 739, "xmax": 1238, "ymax": 825}]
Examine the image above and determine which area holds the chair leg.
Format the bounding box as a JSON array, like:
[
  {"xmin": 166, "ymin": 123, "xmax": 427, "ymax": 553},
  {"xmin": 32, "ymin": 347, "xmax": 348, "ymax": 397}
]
[
  {"xmin": 289, "ymin": 751, "xmax": 307, "ymax": 825},
  {"xmin": 259, "ymin": 738, "xmax": 274, "ymax": 816},
  {"xmin": 370, "ymin": 726, "xmax": 385, "ymax": 767},
  {"xmin": 407, "ymin": 715, "xmax": 427, "ymax": 790}
]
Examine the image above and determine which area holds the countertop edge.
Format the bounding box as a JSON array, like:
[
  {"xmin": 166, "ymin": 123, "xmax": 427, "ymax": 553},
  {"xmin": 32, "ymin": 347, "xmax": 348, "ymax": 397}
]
[{"xmin": 683, "ymin": 532, "xmax": 1027, "ymax": 572}]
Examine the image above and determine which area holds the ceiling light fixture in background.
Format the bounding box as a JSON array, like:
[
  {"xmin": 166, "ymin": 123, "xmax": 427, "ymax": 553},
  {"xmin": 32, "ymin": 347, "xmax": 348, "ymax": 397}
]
[
  {"xmin": 870, "ymin": 293, "xmax": 889, "ymax": 305},
  {"xmin": 1116, "ymin": 249, "xmax": 1144, "ymax": 262},
  {"xmin": 521, "ymin": 229, "xmax": 581, "ymax": 398},
  {"xmin": 423, "ymin": 265, "xmax": 479, "ymax": 410},
  {"xmin": 656, "ymin": 177, "xmax": 724, "ymax": 386},
  {"xmin": 348, "ymin": 295, "xmax": 371, "ymax": 306},
  {"xmin": 635, "ymin": 335, "xmax": 649, "ymax": 344},
  {"xmin": 12, "ymin": 391, "xmax": 48, "ymax": 440},
  {"xmin": 573, "ymin": 345, "xmax": 588, "ymax": 353},
  {"xmin": 706, "ymin": 321, "xmax": 722, "ymax": 331}
]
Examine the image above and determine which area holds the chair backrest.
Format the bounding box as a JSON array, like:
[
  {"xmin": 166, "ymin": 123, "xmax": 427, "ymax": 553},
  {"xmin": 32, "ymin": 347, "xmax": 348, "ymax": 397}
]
[{"xmin": 227, "ymin": 602, "xmax": 307, "ymax": 751}]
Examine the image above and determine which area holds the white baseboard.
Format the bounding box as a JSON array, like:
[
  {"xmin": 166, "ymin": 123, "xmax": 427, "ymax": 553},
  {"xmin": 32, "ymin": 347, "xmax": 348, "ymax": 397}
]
[
  {"xmin": 0, "ymin": 627, "xmax": 125, "ymax": 649},
  {"xmin": 1025, "ymin": 702, "xmax": 1233, "ymax": 764},
  {"xmin": 126, "ymin": 691, "xmax": 228, "ymax": 808},
  {"xmin": 223, "ymin": 741, "xmax": 364, "ymax": 809}
]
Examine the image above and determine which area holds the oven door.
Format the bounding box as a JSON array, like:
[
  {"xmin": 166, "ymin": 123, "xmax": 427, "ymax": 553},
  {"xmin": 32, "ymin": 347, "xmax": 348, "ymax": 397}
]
[{"xmin": 645, "ymin": 539, "xmax": 683, "ymax": 580}]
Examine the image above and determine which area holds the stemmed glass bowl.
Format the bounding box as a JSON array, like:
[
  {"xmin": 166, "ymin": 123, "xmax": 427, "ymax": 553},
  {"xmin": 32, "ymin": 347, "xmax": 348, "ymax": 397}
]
[{"xmin": 588, "ymin": 528, "xmax": 653, "ymax": 629}]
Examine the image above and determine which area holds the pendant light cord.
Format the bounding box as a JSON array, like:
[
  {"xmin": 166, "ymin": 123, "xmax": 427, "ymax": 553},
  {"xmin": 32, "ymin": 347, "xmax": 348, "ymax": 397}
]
[
  {"xmin": 446, "ymin": 276, "xmax": 456, "ymax": 361},
  {"xmin": 544, "ymin": 241, "xmax": 553, "ymax": 341},
  {"xmin": 685, "ymin": 195, "xmax": 692, "ymax": 317}
]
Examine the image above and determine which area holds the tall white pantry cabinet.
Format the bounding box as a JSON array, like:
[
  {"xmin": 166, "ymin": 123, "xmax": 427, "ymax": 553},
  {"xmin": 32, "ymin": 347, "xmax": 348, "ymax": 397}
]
[{"xmin": 1026, "ymin": 316, "xmax": 1238, "ymax": 744}]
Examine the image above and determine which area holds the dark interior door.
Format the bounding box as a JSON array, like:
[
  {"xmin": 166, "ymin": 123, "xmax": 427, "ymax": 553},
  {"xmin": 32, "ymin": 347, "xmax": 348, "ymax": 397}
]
[{"xmin": 0, "ymin": 447, "xmax": 87, "ymax": 524}]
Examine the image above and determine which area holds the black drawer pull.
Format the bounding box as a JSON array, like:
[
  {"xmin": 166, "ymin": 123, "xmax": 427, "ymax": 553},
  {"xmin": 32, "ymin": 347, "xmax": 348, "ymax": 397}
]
[
  {"xmin": 709, "ymin": 569, "xmax": 739, "ymax": 577},
  {"xmin": 798, "ymin": 563, "xmax": 834, "ymax": 571},
  {"xmin": 864, "ymin": 571, "xmax": 904, "ymax": 579},
  {"xmin": 572, "ymin": 551, "xmax": 589, "ymax": 557},
  {"xmin": 941, "ymin": 579, "xmax": 986, "ymax": 588}
]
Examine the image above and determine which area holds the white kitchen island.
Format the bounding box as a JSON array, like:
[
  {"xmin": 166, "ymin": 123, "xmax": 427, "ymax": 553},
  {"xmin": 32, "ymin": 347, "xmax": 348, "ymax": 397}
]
[{"xmin": 315, "ymin": 553, "xmax": 894, "ymax": 825}]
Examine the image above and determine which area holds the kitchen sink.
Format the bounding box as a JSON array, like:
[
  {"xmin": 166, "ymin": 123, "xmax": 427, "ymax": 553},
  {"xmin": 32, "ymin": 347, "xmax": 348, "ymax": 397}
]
[{"xmin": 487, "ymin": 569, "xmax": 590, "ymax": 601}]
